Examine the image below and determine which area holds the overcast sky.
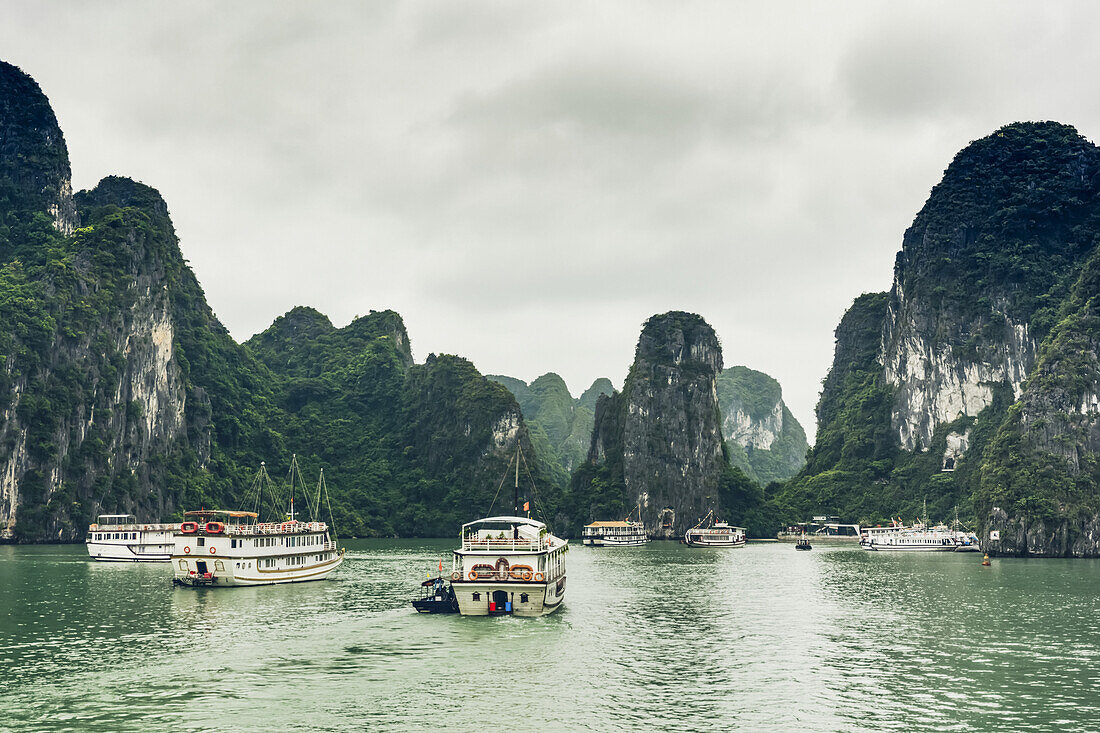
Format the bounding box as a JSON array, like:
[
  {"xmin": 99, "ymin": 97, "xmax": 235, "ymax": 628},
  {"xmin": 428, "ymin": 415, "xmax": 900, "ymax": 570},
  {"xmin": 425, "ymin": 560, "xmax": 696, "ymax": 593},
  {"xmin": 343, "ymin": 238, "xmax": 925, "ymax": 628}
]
[{"xmin": 4, "ymin": 1, "xmax": 1100, "ymax": 440}]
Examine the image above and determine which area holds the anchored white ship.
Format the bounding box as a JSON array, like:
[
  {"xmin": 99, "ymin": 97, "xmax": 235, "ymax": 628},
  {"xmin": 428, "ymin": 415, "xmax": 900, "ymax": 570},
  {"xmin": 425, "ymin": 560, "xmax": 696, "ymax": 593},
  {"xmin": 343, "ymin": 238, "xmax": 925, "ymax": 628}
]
[
  {"xmin": 451, "ymin": 516, "xmax": 567, "ymax": 616},
  {"xmin": 860, "ymin": 522, "xmax": 977, "ymax": 552},
  {"xmin": 449, "ymin": 445, "xmax": 566, "ymax": 616},
  {"xmin": 684, "ymin": 511, "xmax": 746, "ymax": 547},
  {"xmin": 173, "ymin": 459, "xmax": 344, "ymax": 587},
  {"xmin": 582, "ymin": 520, "xmax": 647, "ymax": 547},
  {"xmin": 85, "ymin": 514, "xmax": 175, "ymax": 562}
]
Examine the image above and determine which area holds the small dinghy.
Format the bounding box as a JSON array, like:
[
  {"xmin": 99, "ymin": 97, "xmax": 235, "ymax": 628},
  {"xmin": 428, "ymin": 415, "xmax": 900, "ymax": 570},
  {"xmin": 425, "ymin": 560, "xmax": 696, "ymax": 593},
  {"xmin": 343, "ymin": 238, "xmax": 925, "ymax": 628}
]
[{"xmin": 413, "ymin": 575, "xmax": 459, "ymax": 614}]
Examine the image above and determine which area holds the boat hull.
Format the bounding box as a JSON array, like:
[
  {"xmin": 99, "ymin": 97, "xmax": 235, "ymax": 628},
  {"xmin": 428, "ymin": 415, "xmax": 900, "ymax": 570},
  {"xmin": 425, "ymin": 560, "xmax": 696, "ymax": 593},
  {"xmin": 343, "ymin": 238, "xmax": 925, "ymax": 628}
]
[
  {"xmin": 860, "ymin": 542, "xmax": 955, "ymax": 552},
  {"xmin": 452, "ymin": 577, "xmax": 565, "ymax": 617},
  {"xmin": 584, "ymin": 537, "xmax": 647, "ymax": 547},
  {"xmin": 172, "ymin": 550, "xmax": 345, "ymax": 587},
  {"xmin": 86, "ymin": 541, "xmax": 172, "ymax": 562}
]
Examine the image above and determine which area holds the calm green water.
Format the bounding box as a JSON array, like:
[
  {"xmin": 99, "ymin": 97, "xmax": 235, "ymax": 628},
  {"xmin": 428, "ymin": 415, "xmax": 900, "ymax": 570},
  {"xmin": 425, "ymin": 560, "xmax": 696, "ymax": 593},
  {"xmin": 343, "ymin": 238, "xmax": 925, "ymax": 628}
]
[{"xmin": 1, "ymin": 541, "xmax": 1098, "ymax": 732}]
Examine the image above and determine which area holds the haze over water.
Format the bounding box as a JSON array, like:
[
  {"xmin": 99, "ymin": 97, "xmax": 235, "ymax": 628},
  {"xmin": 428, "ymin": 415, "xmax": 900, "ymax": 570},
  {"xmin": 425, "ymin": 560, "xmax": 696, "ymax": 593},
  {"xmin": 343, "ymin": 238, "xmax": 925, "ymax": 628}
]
[{"xmin": 1, "ymin": 541, "xmax": 1097, "ymax": 732}]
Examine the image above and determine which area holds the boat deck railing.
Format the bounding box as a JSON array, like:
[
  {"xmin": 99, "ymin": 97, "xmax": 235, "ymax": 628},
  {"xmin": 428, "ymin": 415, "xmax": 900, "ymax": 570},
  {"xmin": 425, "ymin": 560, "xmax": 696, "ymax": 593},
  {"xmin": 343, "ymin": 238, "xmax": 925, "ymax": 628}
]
[
  {"xmin": 89, "ymin": 522, "xmax": 179, "ymax": 531},
  {"xmin": 461, "ymin": 537, "xmax": 552, "ymax": 552},
  {"xmin": 228, "ymin": 521, "xmax": 328, "ymax": 536}
]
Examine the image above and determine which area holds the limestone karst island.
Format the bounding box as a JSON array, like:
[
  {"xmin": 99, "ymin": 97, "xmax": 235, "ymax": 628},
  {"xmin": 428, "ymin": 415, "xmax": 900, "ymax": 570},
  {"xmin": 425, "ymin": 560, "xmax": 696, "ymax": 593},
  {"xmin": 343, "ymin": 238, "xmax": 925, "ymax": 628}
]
[{"xmin": 3, "ymin": 17, "xmax": 1100, "ymax": 732}]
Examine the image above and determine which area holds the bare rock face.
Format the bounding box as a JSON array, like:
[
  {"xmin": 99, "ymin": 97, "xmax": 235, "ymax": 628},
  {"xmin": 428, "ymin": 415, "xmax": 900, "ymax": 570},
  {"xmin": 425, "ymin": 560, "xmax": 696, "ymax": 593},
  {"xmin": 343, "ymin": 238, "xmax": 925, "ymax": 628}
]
[
  {"xmin": 578, "ymin": 312, "xmax": 729, "ymax": 538},
  {"xmin": 879, "ymin": 122, "xmax": 1100, "ymax": 452},
  {"xmin": 0, "ymin": 60, "xmax": 78, "ymax": 234}
]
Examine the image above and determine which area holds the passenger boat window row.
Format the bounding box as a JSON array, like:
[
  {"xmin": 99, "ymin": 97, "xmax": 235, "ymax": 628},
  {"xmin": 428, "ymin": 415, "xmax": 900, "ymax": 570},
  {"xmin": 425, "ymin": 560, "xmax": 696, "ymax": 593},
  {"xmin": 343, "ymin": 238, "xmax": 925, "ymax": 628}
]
[{"xmin": 90, "ymin": 532, "xmax": 140, "ymax": 541}]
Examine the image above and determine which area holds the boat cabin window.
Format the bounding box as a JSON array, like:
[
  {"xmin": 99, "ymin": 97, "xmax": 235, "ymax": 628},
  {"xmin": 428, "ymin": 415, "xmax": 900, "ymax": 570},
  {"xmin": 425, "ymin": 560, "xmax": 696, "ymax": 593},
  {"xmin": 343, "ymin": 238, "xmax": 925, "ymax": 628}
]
[
  {"xmin": 231, "ymin": 539, "xmax": 237, "ymax": 548},
  {"xmin": 472, "ymin": 592, "xmax": 480, "ymax": 601},
  {"xmin": 520, "ymin": 593, "xmax": 529, "ymax": 603},
  {"xmin": 197, "ymin": 537, "xmax": 205, "ymax": 547}
]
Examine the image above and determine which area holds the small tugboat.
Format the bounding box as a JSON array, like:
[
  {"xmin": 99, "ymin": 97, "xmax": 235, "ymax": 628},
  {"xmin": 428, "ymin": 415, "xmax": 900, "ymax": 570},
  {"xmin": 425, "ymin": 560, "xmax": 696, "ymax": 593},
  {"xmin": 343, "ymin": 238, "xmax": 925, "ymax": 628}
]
[
  {"xmin": 795, "ymin": 535, "xmax": 812, "ymax": 551},
  {"xmin": 684, "ymin": 511, "xmax": 746, "ymax": 548},
  {"xmin": 413, "ymin": 575, "xmax": 459, "ymax": 614}
]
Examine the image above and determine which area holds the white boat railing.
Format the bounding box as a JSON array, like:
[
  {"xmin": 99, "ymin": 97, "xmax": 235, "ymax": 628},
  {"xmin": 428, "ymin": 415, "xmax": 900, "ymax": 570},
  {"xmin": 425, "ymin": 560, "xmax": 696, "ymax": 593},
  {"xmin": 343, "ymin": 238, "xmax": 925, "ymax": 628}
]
[
  {"xmin": 227, "ymin": 521, "xmax": 328, "ymax": 536},
  {"xmin": 461, "ymin": 536, "xmax": 551, "ymax": 552}
]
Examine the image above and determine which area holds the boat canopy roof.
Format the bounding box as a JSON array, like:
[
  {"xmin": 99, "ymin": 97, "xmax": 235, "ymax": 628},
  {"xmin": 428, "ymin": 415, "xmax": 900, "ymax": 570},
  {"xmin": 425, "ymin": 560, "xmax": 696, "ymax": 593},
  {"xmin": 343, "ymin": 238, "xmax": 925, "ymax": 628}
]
[
  {"xmin": 183, "ymin": 509, "xmax": 259, "ymax": 519},
  {"xmin": 585, "ymin": 520, "xmax": 634, "ymax": 528},
  {"xmin": 462, "ymin": 516, "xmax": 545, "ymax": 531},
  {"xmin": 97, "ymin": 514, "xmax": 136, "ymax": 521}
]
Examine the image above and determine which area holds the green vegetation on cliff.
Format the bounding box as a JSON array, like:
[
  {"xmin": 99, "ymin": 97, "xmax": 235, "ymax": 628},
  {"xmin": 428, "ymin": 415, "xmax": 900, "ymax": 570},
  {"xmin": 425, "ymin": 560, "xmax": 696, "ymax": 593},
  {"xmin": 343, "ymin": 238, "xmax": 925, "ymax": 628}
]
[{"xmin": 716, "ymin": 366, "xmax": 808, "ymax": 485}]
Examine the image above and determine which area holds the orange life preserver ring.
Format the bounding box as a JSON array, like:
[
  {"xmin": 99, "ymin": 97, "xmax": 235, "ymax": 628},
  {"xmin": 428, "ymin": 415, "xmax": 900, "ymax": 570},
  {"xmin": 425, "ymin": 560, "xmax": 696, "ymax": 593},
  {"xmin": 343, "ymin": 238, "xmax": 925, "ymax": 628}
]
[
  {"xmin": 184, "ymin": 546, "xmax": 191, "ymax": 554},
  {"xmin": 522, "ymin": 570, "xmax": 533, "ymax": 581},
  {"xmin": 468, "ymin": 570, "xmax": 478, "ymax": 581},
  {"xmin": 180, "ymin": 522, "xmax": 198, "ymax": 534},
  {"xmin": 209, "ymin": 547, "xmax": 216, "ymax": 554},
  {"xmin": 534, "ymin": 572, "xmax": 544, "ymax": 582},
  {"xmin": 451, "ymin": 571, "xmax": 461, "ymax": 581},
  {"xmin": 205, "ymin": 521, "xmax": 224, "ymax": 534}
]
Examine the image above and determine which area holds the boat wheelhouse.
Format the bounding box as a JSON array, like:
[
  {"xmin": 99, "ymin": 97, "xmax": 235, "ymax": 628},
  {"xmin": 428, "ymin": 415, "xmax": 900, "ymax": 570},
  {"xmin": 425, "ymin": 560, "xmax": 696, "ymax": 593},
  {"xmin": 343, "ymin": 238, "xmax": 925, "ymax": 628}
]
[
  {"xmin": 172, "ymin": 510, "xmax": 344, "ymax": 586},
  {"xmin": 684, "ymin": 520, "xmax": 746, "ymax": 548},
  {"xmin": 450, "ymin": 516, "xmax": 566, "ymax": 617},
  {"xmin": 582, "ymin": 520, "xmax": 647, "ymax": 547},
  {"xmin": 86, "ymin": 514, "xmax": 176, "ymax": 562}
]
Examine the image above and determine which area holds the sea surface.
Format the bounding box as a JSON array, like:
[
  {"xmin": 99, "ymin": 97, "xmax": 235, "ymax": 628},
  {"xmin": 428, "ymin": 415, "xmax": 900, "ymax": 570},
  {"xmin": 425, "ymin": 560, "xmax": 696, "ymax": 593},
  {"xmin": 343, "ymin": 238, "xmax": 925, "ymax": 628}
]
[{"xmin": 1, "ymin": 540, "xmax": 1098, "ymax": 732}]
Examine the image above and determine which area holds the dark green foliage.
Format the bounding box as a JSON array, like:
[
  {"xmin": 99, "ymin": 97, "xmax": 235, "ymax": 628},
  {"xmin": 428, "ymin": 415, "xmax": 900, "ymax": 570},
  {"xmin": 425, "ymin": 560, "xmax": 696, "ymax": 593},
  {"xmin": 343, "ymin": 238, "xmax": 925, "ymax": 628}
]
[{"xmin": 716, "ymin": 366, "xmax": 808, "ymax": 485}]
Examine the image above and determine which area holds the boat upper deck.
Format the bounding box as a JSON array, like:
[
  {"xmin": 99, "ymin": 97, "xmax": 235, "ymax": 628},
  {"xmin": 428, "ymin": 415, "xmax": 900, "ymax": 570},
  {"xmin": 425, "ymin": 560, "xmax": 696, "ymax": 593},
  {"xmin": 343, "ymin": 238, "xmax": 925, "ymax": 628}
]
[
  {"xmin": 459, "ymin": 516, "xmax": 563, "ymax": 553},
  {"xmin": 179, "ymin": 511, "xmax": 329, "ymax": 536}
]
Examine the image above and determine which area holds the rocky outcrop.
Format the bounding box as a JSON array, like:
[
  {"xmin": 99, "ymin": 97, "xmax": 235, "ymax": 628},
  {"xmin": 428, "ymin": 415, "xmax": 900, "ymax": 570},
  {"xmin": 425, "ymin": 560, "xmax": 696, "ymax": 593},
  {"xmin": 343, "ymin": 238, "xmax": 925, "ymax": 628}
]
[
  {"xmin": 0, "ymin": 61, "xmax": 77, "ymax": 234},
  {"xmin": 487, "ymin": 373, "xmax": 613, "ymax": 477},
  {"xmin": 573, "ymin": 312, "xmax": 737, "ymax": 537},
  {"xmin": 716, "ymin": 366, "xmax": 808, "ymax": 485},
  {"xmin": 786, "ymin": 123, "xmax": 1100, "ymax": 538}
]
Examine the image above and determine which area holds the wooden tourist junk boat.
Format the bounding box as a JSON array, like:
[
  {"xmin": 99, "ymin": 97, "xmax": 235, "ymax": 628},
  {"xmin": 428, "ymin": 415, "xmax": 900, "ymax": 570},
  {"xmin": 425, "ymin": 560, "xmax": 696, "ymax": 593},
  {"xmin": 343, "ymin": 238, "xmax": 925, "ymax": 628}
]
[
  {"xmin": 448, "ymin": 445, "xmax": 566, "ymax": 616},
  {"xmin": 450, "ymin": 516, "xmax": 567, "ymax": 616},
  {"xmin": 85, "ymin": 514, "xmax": 176, "ymax": 562},
  {"xmin": 173, "ymin": 459, "xmax": 345, "ymax": 587},
  {"xmin": 684, "ymin": 511, "xmax": 746, "ymax": 548},
  {"xmin": 582, "ymin": 520, "xmax": 647, "ymax": 547}
]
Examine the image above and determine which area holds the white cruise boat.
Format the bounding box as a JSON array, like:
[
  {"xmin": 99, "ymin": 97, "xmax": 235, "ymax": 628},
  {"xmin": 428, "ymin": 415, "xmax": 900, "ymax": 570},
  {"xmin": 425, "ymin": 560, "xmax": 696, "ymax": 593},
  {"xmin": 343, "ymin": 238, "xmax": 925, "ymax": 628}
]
[
  {"xmin": 684, "ymin": 511, "xmax": 746, "ymax": 547},
  {"xmin": 86, "ymin": 514, "xmax": 175, "ymax": 562},
  {"xmin": 172, "ymin": 459, "xmax": 344, "ymax": 587},
  {"xmin": 582, "ymin": 520, "xmax": 647, "ymax": 547},
  {"xmin": 172, "ymin": 510, "xmax": 344, "ymax": 586},
  {"xmin": 860, "ymin": 522, "xmax": 975, "ymax": 552},
  {"xmin": 450, "ymin": 516, "xmax": 567, "ymax": 616}
]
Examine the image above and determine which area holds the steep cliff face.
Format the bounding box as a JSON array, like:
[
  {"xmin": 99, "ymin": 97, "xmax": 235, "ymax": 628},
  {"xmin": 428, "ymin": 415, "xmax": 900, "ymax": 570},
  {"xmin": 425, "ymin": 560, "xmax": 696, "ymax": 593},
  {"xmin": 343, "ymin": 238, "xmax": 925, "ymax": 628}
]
[
  {"xmin": 716, "ymin": 366, "xmax": 808, "ymax": 485},
  {"xmin": 882, "ymin": 122, "xmax": 1100, "ymax": 451},
  {"xmin": 0, "ymin": 172, "xmax": 250, "ymax": 539},
  {"xmin": 978, "ymin": 247, "xmax": 1100, "ymax": 556},
  {"xmin": 783, "ymin": 122, "xmax": 1100, "ymax": 543},
  {"xmin": 0, "ymin": 61, "xmax": 77, "ymax": 235},
  {"xmin": 569, "ymin": 312, "xmax": 760, "ymax": 538}
]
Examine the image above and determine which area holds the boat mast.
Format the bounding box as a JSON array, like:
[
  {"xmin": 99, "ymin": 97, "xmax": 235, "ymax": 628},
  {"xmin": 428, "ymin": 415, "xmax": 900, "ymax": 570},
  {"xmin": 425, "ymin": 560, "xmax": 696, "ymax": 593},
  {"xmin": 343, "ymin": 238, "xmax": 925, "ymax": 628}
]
[{"xmin": 514, "ymin": 444, "xmax": 520, "ymax": 516}]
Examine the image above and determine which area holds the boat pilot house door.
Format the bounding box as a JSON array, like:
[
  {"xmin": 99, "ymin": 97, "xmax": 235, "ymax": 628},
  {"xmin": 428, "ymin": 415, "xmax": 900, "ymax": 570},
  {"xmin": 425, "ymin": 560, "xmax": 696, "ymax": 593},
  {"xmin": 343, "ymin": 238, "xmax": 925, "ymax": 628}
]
[
  {"xmin": 490, "ymin": 589, "xmax": 511, "ymax": 614},
  {"xmin": 196, "ymin": 561, "xmax": 208, "ymax": 575}
]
